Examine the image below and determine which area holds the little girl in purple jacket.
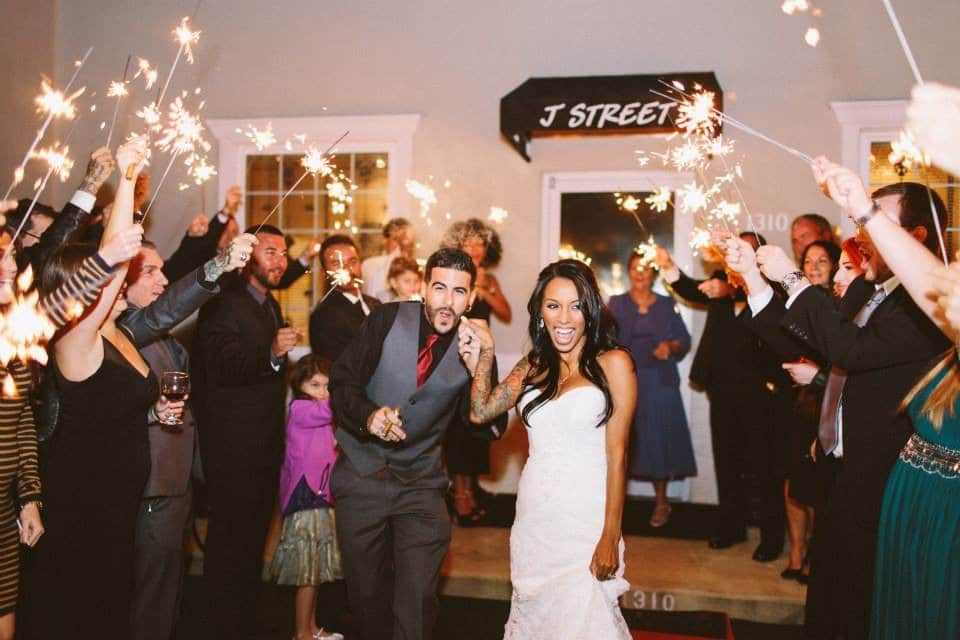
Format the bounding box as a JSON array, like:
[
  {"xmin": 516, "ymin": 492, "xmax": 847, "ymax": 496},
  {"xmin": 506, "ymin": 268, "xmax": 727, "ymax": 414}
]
[{"xmin": 267, "ymin": 355, "xmax": 344, "ymax": 640}]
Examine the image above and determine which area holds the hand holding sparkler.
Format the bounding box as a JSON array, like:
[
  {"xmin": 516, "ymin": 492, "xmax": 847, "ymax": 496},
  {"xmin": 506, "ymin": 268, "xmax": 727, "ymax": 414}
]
[
  {"xmin": 719, "ymin": 234, "xmax": 758, "ymax": 275},
  {"xmin": 271, "ymin": 326, "xmax": 302, "ymax": 360},
  {"xmin": 652, "ymin": 247, "xmax": 680, "ymax": 283},
  {"xmin": 811, "ymin": 157, "xmax": 873, "ymax": 221},
  {"xmin": 367, "ymin": 406, "xmax": 405, "ymax": 442},
  {"xmin": 78, "ymin": 146, "xmax": 115, "ymax": 195},
  {"xmin": 99, "ymin": 224, "xmax": 144, "ymax": 267},
  {"xmin": 756, "ymin": 245, "xmax": 800, "ymax": 285},
  {"xmin": 117, "ymin": 136, "xmax": 148, "ymax": 182},
  {"xmin": 907, "ymin": 82, "xmax": 960, "ymax": 177},
  {"xmin": 223, "ymin": 185, "xmax": 242, "ymax": 215},
  {"xmin": 201, "ymin": 233, "xmax": 257, "ymax": 284},
  {"xmin": 458, "ymin": 318, "xmax": 493, "ymax": 377}
]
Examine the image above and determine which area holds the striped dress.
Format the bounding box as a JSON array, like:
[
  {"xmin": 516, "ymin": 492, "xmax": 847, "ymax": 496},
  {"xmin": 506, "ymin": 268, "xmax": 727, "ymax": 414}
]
[{"xmin": 0, "ymin": 253, "xmax": 113, "ymax": 615}]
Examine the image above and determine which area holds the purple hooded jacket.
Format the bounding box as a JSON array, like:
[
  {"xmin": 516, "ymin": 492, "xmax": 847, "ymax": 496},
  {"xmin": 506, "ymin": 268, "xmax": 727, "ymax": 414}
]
[{"xmin": 278, "ymin": 398, "xmax": 338, "ymax": 513}]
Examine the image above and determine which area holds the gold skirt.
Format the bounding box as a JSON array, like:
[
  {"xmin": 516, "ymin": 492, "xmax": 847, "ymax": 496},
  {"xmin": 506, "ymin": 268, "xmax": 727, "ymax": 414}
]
[{"xmin": 266, "ymin": 507, "xmax": 343, "ymax": 586}]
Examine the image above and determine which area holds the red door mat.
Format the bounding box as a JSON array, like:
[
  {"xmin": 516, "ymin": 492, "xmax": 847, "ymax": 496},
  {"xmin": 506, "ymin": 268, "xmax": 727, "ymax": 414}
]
[{"xmin": 624, "ymin": 610, "xmax": 734, "ymax": 640}]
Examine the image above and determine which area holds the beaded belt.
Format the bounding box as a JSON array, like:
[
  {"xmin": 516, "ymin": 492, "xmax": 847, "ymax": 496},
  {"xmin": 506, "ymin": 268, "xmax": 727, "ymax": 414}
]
[{"xmin": 899, "ymin": 432, "xmax": 960, "ymax": 479}]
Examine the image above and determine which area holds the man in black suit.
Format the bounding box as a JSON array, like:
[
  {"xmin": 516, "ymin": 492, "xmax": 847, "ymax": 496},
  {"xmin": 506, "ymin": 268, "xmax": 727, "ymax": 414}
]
[
  {"xmin": 752, "ymin": 182, "xmax": 950, "ymax": 640},
  {"xmin": 193, "ymin": 224, "xmax": 302, "ymax": 640},
  {"xmin": 656, "ymin": 235, "xmax": 792, "ymax": 561},
  {"xmin": 309, "ymin": 234, "xmax": 381, "ymax": 362}
]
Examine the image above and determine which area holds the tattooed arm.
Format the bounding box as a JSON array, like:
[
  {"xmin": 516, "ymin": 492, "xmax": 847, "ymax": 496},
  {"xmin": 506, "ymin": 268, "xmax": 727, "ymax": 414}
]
[
  {"xmin": 202, "ymin": 232, "xmax": 256, "ymax": 284},
  {"xmin": 459, "ymin": 317, "xmax": 530, "ymax": 423}
]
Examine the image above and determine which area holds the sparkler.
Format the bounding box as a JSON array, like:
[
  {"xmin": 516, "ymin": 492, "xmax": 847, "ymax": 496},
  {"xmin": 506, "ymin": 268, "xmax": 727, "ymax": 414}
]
[
  {"xmin": 239, "ymin": 123, "xmax": 277, "ymax": 151},
  {"xmin": 105, "ymin": 55, "xmax": 132, "ymax": 148},
  {"xmin": 3, "ymin": 46, "xmax": 92, "ymax": 202},
  {"xmin": 632, "ymin": 236, "xmax": 660, "ymax": 270},
  {"xmin": 316, "ymin": 250, "xmax": 363, "ymax": 306},
  {"xmin": 133, "ymin": 58, "xmax": 158, "ymax": 90},
  {"xmin": 881, "ymin": 0, "xmax": 923, "ymax": 85},
  {"xmin": 645, "ymin": 187, "xmax": 672, "ymax": 213},
  {"xmin": 0, "ymin": 266, "xmax": 59, "ymax": 371},
  {"xmin": 689, "ymin": 228, "xmax": 712, "ymax": 255},
  {"xmin": 140, "ymin": 96, "xmax": 212, "ymax": 224},
  {"xmin": 253, "ymin": 131, "xmax": 350, "ymax": 234},
  {"xmin": 28, "ymin": 144, "xmax": 74, "ymax": 183},
  {"xmin": 406, "ymin": 180, "xmax": 438, "ymax": 219},
  {"xmin": 155, "ymin": 17, "xmax": 201, "ymax": 112},
  {"xmin": 558, "ymin": 245, "xmax": 592, "ymax": 266},
  {"xmin": 652, "ymin": 83, "xmax": 814, "ymax": 164},
  {"xmin": 488, "ymin": 206, "xmax": 509, "ymax": 224}
]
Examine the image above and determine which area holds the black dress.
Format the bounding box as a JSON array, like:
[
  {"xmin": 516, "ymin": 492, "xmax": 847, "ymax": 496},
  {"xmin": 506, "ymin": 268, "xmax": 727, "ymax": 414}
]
[
  {"xmin": 444, "ymin": 299, "xmax": 494, "ymax": 475},
  {"xmin": 20, "ymin": 338, "xmax": 155, "ymax": 639}
]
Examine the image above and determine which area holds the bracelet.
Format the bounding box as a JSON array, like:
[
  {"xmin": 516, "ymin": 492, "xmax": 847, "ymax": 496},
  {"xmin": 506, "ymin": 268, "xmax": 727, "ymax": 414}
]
[{"xmin": 853, "ymin": 199, "xmax": 880, "ymax": 227}]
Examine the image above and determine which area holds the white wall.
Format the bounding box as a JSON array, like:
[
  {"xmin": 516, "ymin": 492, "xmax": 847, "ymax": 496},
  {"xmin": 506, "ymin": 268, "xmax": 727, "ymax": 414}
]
[{"xmin": 9, "ymin": 0, "xmax": 959, "ymax": 501}]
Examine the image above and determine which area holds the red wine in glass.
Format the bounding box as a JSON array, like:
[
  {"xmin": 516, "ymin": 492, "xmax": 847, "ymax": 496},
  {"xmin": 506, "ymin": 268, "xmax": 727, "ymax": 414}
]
[{"xmin": 160, "ymin": 371, "xmax": 190, "ymax": 426}]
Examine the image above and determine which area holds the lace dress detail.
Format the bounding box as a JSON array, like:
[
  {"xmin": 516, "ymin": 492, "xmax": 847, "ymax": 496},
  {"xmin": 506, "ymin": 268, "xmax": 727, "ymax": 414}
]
[{"xmin": 504, "ymin": 386, "xmax": 631, "ymax": 639}]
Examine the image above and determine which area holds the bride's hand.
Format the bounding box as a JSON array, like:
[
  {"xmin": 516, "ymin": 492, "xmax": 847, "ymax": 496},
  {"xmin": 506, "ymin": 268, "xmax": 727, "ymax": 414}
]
[{"xmin": 589, "ymin": 534, "xmax": 620, "ymax": 581}]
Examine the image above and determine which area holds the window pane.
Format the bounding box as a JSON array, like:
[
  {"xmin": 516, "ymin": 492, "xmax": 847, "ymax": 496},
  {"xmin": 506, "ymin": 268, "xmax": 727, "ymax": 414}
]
[
  {"xmin": 353, "ymin": 192, "xmax": 389, "ymax": 229},
  {"xmin": 246, "ymin": 194, "xmax": 278, "ymax": 227},
  {"xmin": 246, "ymin": 155, "xmax": 279, "ymax": 191},
  {"xmin": 275, "ymin": 235, "xmax": 314, "ymax": 335},
  {"xmin": 356, "ymin": 231, "xmax": 384, "ymax": 260},
  {"xmin": 355, "ymin": 153, "xmax": 388, "ymax": 190},
  {"xmin": 282, "ymin": 154, "xmax": 315, "ymax": 191},
  {"xmin": 283, "ymin": 193, "xmax": 315, "ymax": 230}
]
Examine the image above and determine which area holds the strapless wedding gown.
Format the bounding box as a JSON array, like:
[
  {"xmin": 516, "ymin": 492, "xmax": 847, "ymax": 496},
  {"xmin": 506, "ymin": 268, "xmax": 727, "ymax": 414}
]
[{"xmin": 504, "ymin": 386, "xmax": 631, "ymax": 639}]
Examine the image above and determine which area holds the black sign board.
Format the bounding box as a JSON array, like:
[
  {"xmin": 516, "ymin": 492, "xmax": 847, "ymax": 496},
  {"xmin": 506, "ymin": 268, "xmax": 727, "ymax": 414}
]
[{"xmin": 500, "ymin": 72, "xmax": 722, "ymax": 161}]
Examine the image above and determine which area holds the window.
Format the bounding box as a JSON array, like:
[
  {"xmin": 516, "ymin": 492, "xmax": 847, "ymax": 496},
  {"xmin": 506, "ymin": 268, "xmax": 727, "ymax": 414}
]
[
  {"xmin": 245, "ymin": 152, "xmax": 391, "ymax": 331},
  {"xmin": 206, "ymin": 114, "xmax": 419, "ymax": 338}
]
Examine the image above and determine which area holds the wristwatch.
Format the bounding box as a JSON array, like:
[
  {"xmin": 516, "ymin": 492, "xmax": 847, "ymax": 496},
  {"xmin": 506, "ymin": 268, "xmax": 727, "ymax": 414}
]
[
  {"xmin": 853, "ymin": 199, "xmax": 880, "ymax": 227},
  {"xmin": 780, "ymin": 270, "xmax": 806, "ymax": 291}
]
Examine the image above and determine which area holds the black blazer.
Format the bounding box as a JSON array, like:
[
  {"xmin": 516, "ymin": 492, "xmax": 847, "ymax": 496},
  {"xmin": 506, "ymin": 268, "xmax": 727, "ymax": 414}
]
[
  {"xmin": 669, "ymin": 269, "xmax": 789, "ymax": 393},
  {"xmin": 780, "ymin": 278, "xmax": 950, "ymax": 526},
  {"xmin": 192, "ymin": 283, "xmax": 288, "ymax": 475},
  {"xmin": 309, "ymin": 291, "xmax": 381, "ymax": 362}
]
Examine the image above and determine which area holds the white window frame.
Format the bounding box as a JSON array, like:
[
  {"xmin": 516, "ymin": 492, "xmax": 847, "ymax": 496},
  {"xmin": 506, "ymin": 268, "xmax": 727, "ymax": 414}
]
[
  {"xmin": 540, "ymin": 170, "xmax": 697, "ymax": 501},
  {"xmin": 831, "ymin": 100, "xmax": 908, "ymax": 237},
  {"xmin": 205, "ymin": 114, "xmax": 421, "ymax": 228}
]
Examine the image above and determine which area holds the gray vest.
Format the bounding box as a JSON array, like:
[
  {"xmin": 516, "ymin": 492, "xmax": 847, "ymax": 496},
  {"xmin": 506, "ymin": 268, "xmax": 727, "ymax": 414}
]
[{"xmin": 335, "ymin": 302, "xmax": 470, "ymax": 483}]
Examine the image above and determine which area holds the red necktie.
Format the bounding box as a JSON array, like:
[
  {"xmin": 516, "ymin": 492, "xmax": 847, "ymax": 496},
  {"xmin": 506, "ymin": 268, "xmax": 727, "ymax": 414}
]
[{"xmin": 417, "ymin": 333, "xmax": 440, "ymax": 388}]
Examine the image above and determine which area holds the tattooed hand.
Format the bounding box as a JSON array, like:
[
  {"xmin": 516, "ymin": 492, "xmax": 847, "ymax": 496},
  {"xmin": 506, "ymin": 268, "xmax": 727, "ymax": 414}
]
[
  {"xmin": 203, "ymin": 232, "xmax": 257, "ymax": 282},
  {"xmin": 78, "ymin": 147, "xmax": 116, "ymax": 195}
]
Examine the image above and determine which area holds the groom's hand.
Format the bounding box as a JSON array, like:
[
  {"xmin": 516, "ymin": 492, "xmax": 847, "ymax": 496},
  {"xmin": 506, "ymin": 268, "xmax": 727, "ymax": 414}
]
[{"xmin": 366, "ymin": 406, "xmax": 406, "ymax": 442}]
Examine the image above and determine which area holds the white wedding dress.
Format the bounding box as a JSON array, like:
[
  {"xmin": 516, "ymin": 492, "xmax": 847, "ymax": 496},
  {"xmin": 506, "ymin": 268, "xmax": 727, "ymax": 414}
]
[{"xmin": 504, "ymin": 386, "xmax": 631, "ymax": 639}]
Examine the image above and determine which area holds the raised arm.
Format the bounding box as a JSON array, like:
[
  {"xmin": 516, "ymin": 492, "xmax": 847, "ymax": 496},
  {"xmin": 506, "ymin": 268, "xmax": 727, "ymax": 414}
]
[
  {"xmin": 812, "ymin": 157, "xmax": 950, "ymax": 339},
  {"xmin": 54, "ymin": 137, "xmax": 146, "ymax": 380},
  {"xmin": 591, "ymin": 348, "xmax": 636, "ymax": 581}
]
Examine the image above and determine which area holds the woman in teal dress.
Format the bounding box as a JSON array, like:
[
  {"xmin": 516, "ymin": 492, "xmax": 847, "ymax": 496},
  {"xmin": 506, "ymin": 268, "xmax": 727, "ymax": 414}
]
[
  {"xmin": 812, "ymin": 159, "xmax": 960, "ymax": 639},
  {"xmin": 871, "ymin": 356, "xmax": 960, "ymax": 639}
]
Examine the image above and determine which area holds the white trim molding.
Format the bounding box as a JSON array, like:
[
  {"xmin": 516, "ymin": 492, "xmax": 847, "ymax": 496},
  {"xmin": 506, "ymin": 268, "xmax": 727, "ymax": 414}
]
[
  {"xmin": 206, "ymin": 114, "xmax": 420, "ymax": 227},
  {"xmin": 831, "ymin": 100, "xmax": 908, "ymax": 237}
]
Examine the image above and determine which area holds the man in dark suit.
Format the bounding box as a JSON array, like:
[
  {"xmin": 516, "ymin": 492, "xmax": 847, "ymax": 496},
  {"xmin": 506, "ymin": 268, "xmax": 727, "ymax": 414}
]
[
  {"xmin": 330, "ymin": 247, "xmax": 505, "ymax": 640},
  {"xmin": 309, "ymin": 234, "xmax": 381, "ymax": 362},
  {"xmin": 656, "ymin": 234, "xmax": 792, "ymax": 560},
  {"xmin": 122, "ymin": 235, "xmax": 253, "ymax": 640},
  {"xmin": 753, "ymin": 182, "xmax": 950, "ymax": 639},
  {"xmin": 193, "ymin": 224, "xmax": 302, "ymax": 640}
]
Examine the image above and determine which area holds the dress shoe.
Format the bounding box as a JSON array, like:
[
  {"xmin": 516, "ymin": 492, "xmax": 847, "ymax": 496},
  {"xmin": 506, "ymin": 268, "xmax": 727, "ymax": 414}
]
[
  {"xmin": 752, "ymin": 542, "xmax": 783, "ymax": 562},
  {"xmin": 707, "ymin": 532, "xmax": 746, "ymax": 549},
  {"xmin": 649, "ymin": 504, "xmax": 671, "ymax": 528}
]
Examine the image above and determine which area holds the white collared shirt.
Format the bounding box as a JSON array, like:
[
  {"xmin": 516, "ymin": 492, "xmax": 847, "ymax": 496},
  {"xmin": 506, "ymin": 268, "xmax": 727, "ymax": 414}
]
[{"xmin": 340, "ymin": 290, "xmax": 371, "ymax": 316}]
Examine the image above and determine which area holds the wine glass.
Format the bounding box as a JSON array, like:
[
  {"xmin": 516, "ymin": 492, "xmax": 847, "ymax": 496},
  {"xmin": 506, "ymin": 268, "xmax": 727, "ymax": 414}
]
[{"xmin": 160, "ymin": 371, "xmax": 190, "ymax": 427}]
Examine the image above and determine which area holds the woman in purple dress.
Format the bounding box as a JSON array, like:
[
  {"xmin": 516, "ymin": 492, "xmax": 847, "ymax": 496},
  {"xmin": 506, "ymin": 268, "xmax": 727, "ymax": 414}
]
[{"xmin": 608, "ymin": 252, "xmax": 696, "ymax": 528}]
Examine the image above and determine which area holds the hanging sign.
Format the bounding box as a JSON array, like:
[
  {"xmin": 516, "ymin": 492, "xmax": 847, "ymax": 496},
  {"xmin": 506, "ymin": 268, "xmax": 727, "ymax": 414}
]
[{"xmin": 500, "ymin": 72, "xmax": 722, "ymax": 161}]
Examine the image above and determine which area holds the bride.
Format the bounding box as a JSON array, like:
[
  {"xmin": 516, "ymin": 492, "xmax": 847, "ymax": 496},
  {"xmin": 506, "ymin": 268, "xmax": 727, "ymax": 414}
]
[{"xmin": 460, "ymin": 259, "xmax": 636, "ymax": 638}]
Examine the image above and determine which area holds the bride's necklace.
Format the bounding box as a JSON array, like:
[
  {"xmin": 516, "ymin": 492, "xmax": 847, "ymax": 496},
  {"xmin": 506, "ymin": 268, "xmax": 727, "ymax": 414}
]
[{"xmin": 558, "ymin": 364, "xmax": 572, "ymax": 387}]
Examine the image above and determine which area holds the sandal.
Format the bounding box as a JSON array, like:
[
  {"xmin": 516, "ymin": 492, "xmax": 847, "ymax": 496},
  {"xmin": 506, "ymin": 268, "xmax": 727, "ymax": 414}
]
[{"xmin": 649, "ymin": 503, "xmax": 671, "ymax": 528}]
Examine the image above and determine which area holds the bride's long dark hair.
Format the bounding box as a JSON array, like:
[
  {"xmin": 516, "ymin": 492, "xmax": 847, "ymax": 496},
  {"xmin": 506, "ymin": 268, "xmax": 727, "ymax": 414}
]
[{"xmin": 521, "ymin": 259, "xmax": 625, "ymax": 428}]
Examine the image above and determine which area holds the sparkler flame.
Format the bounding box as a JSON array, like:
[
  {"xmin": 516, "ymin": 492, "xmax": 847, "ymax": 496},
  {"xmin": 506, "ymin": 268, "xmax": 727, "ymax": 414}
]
[
  {"xmin": 781, "ymin": 0, "xmax": 810, "ymax": 15},
  {"xmin": 189, "ymin": 156, "xmax": 217, "ymax": 185},
  {"xmin": 406, "ymin": 180, "xmax": 438, "ymax": 218},
  {"xmin": 689, "ymin": 228, "xmax": 712, "ymax": 254},
  {"xmin": 35, "ymin": 80, "xmax": 85, "ymax": 120},
  {"xmin": 29, "ymin": 144, "xmax": 74, "ymax": 182},
  {"xmin": 632, "ymin": 236, "xmax": 660, "ymax": 270},
  {"xmin": 676, "ymin": 91, "xmax": 721, "ymax": 137},
  {"xmin": 645, "ymin": 187, "xmax": 672, "ymax": 213},
  {"xmin": 804, "ymin": 28, "xmax": 821, "ymax": 47},
  {"xmin": 134, "ymin": 58, "xmax": 158, "ymax": 90},
  {"xmin": 616, "ymin": 194, "xmax": 641, "ymax": 213},
  {"xmin": 888, "ymin": 130, "xmax": 928, "ymax": 172},
  {"xmin": 558, "ymin": 244, "xmax": 592, "ymax": 266},
  {"xmin": 241, "ymin": 123, "xmax": 277, "ymax": 151},
  {"xmin": 156, "ymin": 97, "xmax": 209, "ymax": 157},
  {"xmin": 678, "ymin": 182, "xmax": 710, "ymax": 213},
  {"xmin": 302, "ymin": 147, "xmax": 335, "ymax": 176},
  {"xmin": 174, "ymin": 17, "xmax": 201, "ymax": 64},
  {"xmin": 488, "ymin": 206, "xmax": 509, "ymax": 224},
  {"xmin": 107, "ymin": 81, "xmax": 128, "ymax": 98},
  {"xmin": 0, "ymin": 266, "xmax": 59, "ymax": 370}
]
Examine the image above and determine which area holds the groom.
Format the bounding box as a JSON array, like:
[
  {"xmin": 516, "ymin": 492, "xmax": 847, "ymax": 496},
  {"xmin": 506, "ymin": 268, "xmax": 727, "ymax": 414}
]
[{"xmin": 329, "ymin": 247, "xmax": 506, "ymax": 640}]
